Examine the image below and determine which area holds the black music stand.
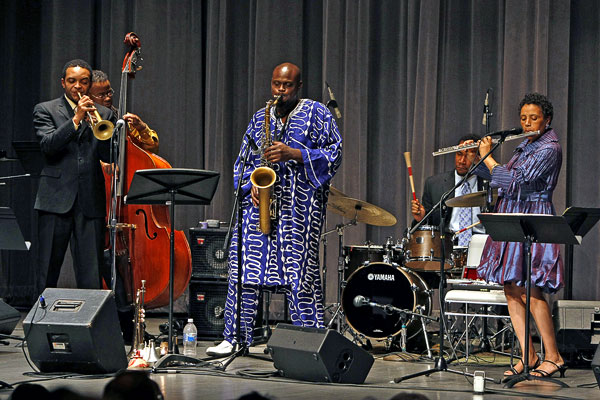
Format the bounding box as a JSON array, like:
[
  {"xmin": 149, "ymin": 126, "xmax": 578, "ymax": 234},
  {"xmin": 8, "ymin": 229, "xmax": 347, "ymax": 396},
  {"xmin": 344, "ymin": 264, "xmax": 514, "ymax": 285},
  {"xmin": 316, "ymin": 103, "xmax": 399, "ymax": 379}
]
[
  {"xmin": 478, "ymin": 212, "xmax": 591, "ymax": 389},
  {"xmin": 562, "ymin": 207, "xmax": 600, "ymax": 299},
  {"xmin": 0, "ymin": 207, "xmax": 29, "ymax": 251},
  {"xmin": 125, "ymin": 168, "xmax": 219, "ymax": 367},
  {"xmin": 11, "ymin": 141, "xmax": 43, "ymax": 177}
]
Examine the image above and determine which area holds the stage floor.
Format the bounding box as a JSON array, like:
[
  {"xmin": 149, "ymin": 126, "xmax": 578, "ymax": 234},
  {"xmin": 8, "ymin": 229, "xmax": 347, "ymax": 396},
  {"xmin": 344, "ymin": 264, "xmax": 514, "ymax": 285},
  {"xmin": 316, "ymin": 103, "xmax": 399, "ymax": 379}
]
[{"xmin": 0, "ymin": 315, "xmax": 597, "ymax": 400}]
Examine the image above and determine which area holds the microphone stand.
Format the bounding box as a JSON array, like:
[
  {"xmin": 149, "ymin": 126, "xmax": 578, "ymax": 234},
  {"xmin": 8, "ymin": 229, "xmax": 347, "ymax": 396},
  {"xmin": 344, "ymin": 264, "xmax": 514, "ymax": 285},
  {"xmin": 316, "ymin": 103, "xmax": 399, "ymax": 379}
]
[
  {"xmin": 218, "ymin": 135, "xmax": 269, "ymax": 370},
  {"xmin": 108, "ymin": 123, "xmax": 125, "ymax": 293},
  {"xmin": 394, "ymin": 133, "xmax": 509, "ymax": 384}
]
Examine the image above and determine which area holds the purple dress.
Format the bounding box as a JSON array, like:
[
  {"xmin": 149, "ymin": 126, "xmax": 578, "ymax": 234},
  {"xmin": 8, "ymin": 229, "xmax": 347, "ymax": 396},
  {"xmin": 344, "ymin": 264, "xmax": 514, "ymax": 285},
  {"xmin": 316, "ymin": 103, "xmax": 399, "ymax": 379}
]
[{"xmin": 475, "ymin": 129, "xmax": 563, "ymax": 293}]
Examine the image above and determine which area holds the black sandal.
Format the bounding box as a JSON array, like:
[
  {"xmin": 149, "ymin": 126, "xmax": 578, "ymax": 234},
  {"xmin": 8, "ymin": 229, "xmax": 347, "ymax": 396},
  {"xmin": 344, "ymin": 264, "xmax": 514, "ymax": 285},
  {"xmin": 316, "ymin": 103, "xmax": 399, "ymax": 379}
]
[
  {"xmin": 532, "ymin": 360, "xmax": 567, "ymax": 378},
  {"xmin": 502, "ymin": 357, "xmax": 540, "ymax": 382}
]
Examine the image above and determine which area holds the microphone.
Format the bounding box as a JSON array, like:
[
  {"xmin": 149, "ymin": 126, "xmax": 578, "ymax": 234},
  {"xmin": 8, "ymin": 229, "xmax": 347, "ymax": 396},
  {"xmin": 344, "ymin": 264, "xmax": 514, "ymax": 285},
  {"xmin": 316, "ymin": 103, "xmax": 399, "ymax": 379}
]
[
  {"xmin": 325, "ymin": 81, "xmax": 342, "ymax": 119},
  {"xmin": 114, "ymin": 119, "xmax": 126, "ymax": 130},
  {"xmin": 482, "ymin": 89, "xmax": 490, "ymax": 126},
  {"xmin": 353, "ymin": 295, "xmax": 369, "ymax": 308},
  {"xmin": 247, "ymin": 136, "xmax": 259, "ymax": 152},
  {"xmin": 484, "ymin": 127, "xmax": 523, "ymax": 138}
]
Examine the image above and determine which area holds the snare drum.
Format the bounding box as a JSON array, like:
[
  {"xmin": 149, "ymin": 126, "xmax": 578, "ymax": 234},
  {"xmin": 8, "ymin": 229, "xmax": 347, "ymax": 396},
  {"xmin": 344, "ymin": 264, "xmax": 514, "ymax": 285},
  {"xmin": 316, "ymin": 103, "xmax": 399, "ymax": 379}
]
[{"xmin": 404, "ymin": 225, "xmax": 454, "ymax": 271}]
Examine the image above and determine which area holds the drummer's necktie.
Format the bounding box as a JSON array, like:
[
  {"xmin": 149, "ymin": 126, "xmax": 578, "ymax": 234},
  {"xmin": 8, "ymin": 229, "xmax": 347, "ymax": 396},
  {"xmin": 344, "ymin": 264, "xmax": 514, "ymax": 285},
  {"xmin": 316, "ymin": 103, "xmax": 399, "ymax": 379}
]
[{"xmin": 457, "ymin": 182, "xmax": 472, "ymax": 247}]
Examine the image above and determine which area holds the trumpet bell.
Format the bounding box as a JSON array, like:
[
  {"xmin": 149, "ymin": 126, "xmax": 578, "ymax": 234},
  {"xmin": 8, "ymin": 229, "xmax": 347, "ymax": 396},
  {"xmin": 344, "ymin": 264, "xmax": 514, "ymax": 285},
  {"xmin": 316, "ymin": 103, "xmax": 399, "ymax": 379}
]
[{"xmin": 93, "ymin": 119, "xmax": 115, "ymax": 140}]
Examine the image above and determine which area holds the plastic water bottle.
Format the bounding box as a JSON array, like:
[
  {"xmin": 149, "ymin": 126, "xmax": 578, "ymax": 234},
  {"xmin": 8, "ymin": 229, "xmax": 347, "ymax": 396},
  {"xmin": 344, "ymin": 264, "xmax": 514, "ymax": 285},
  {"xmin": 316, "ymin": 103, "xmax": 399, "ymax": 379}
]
[{"xmin": 183, "ymin": 318, "xmax": 197, "ymax": 357}]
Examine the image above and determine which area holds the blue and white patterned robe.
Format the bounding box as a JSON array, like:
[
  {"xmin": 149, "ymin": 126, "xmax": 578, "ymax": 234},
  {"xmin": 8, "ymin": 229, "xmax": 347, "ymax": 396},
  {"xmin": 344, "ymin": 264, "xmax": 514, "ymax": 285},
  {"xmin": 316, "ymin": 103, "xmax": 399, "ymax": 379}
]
[{"xmin": 223, "ymin": 99, "xmax": 342, "ymax": 343}]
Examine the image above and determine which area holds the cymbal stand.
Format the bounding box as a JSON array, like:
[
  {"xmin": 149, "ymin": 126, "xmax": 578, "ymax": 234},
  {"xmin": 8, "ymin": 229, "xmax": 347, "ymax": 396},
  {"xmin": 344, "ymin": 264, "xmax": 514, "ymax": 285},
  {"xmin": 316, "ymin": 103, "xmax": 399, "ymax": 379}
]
[
  {"xmin": 323, "ymin": 219, "xmax": 356, "ymax": 333},
  {"xmin": 321, "ymin": 209, "xmax": 328, "ymax": 308}
]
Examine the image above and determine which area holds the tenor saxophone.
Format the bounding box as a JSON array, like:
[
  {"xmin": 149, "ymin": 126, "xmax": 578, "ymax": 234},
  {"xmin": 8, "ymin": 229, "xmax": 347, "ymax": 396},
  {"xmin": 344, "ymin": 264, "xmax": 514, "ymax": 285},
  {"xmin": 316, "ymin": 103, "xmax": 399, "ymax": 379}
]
[{"xmin": 250, "ymin": 95, "xmax": 281, "ymax": 234}]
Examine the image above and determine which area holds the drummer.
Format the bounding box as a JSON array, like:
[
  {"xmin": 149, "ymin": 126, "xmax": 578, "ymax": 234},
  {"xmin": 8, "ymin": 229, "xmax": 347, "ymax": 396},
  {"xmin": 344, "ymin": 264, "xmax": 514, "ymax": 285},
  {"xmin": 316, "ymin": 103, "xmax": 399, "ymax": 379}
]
[{"xmin": 411, "ymin": 134, "xmax": 486, "ymax": 246}]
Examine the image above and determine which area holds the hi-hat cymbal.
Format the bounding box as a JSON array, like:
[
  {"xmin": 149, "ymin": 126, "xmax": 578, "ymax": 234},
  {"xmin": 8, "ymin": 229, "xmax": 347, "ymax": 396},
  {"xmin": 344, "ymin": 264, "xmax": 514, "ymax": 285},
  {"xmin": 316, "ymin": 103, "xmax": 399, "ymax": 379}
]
[
  {"xmin": 446, "ymin": 189, "xmax": 498, "ymax": 208},
  {"xmin": 328, "ymin": 195, "xmax": 397, "ymax": 226}
]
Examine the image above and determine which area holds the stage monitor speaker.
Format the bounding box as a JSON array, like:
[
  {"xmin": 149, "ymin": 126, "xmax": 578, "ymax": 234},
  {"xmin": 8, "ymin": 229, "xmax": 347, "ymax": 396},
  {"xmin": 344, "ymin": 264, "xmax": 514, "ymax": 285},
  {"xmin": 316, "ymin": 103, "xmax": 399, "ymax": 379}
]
[
  {"xmin": 23, "ymin": 288, "xmax": 127, "ymax": 374},
  {"xmin": 593, "ymin": 344, "xmax": 600, "ymax": 389},
  {"xmin": 189, "ymin": 227, "xmax": 228, "ymax": 280},
  {"xmin": 0, "ymin": 299, "xmax": 20, "ymax": 335},
  {"xmin": 266, "ymin": 323, "xmax": 373, "ymax": 383}
]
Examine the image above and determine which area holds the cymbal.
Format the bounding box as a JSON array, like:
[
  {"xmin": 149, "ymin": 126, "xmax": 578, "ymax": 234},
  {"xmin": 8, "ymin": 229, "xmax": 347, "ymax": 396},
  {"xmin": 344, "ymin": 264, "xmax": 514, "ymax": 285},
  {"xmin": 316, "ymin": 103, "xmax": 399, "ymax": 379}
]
[
  {"xmin": 328, "ymin": 195, "xmax": 397, "ymax": 226},
  {"xmin": 329, "ymin": 186, "xmax": 346, "ymax": 199},
  {"xmin": 446, "ymin": 189, "xmax": 498, "ymax": 208}
]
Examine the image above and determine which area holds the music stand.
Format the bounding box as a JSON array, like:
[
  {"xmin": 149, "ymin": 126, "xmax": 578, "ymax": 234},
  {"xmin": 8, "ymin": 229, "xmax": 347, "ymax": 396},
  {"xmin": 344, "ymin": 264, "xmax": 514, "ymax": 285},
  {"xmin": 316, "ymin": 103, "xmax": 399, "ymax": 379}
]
[
  {"xmin": 478, "ymin": 212, "xmax": 591, "ymax": 388},
  {"xmin": 11, "ymin": 141, "xmax": 43, "ymax": 177},
  {"xmin": 125, "ymin": 168, "xmax": 219, "ymax": 366},
  {"xmin": 0, "ymin": 208, "xmax": 29, "ymax": 251}
]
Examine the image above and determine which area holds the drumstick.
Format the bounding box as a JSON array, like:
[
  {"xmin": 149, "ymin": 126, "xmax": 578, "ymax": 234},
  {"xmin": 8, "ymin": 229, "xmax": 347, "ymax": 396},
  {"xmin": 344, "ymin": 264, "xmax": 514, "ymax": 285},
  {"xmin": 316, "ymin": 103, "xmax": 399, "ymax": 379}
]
[
  {"xmin": 403, "ymin": 152, "xmax": 417, "ymax": 201},
  {"xmin": 455, "ymin": 221, "xmax": 481, "ymax": 235}
]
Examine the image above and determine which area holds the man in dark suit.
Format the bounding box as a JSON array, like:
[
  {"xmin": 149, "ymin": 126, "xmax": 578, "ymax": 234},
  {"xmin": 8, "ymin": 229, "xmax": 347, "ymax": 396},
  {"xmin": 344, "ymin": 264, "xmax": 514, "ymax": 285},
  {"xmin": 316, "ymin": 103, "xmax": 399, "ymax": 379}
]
[
  {"xmin": 33, "ymin": 59, "xmax": 116, "ymax": 292},
  {"xmin": 412, "ymin": 134, "xmax": 486, "ymax": 244}
]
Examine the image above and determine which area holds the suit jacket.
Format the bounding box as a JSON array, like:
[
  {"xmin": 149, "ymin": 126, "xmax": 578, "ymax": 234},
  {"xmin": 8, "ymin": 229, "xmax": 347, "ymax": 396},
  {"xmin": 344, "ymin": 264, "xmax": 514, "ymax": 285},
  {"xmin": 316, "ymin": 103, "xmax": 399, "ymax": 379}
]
[
  {"xmin": 420, "ymin": 170, "xmax": 486, "ymax": 228},
  {"xmin": 33, "ymin": 96, "xmax": 115, "ymax": 218}
]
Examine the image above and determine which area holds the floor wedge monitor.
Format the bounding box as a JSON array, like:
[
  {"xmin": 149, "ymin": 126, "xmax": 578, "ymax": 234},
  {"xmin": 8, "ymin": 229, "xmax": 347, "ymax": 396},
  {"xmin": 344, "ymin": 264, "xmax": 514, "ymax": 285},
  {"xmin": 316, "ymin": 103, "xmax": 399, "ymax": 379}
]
[
  {"xmin": 266, "ymin": 323, "xmax": 373, "ymax": 383},
  {"xmin": 23, "ymin": 288, "xmax": 126, "ymax": 374}
]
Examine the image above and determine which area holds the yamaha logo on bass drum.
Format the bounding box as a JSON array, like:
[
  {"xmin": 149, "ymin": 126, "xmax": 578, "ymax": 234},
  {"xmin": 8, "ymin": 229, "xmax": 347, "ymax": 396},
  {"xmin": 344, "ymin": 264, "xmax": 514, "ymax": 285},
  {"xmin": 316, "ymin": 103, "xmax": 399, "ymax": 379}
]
[{"xmin": 367, "ymin": 273, "xmax": 395, "ymax": 281}]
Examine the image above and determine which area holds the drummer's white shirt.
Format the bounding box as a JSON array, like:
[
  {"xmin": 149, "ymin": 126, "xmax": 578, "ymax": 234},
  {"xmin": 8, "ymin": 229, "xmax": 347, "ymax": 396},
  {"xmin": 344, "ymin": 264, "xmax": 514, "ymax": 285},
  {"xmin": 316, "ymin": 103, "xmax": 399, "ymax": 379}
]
[{"xmin": 449, "ymin": 171, "xmax": 484, "ymax": 234}]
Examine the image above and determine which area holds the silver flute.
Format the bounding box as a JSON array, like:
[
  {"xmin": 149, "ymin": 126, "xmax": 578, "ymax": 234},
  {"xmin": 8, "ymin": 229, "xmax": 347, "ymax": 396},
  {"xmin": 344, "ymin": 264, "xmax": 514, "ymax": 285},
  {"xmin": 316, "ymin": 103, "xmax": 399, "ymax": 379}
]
[{"xmin": 432, "ymin": 130, "xmax": 539, "ymax": 156}]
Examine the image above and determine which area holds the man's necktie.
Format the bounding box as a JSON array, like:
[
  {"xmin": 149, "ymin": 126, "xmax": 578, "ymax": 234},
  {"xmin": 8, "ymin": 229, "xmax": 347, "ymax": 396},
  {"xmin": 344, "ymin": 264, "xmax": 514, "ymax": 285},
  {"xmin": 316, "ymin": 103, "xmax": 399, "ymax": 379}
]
[{"xmin": 457, "ymin": 181, "xmax": 472, "ymax": 247}]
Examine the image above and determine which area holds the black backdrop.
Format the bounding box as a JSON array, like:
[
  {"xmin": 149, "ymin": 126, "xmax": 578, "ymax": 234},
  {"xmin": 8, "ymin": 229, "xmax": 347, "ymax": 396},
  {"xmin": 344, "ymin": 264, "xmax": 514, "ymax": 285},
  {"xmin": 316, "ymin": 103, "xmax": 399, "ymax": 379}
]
[{"xmin": 1, "ymin": 0, "xmax": 599, "ymax": 307}]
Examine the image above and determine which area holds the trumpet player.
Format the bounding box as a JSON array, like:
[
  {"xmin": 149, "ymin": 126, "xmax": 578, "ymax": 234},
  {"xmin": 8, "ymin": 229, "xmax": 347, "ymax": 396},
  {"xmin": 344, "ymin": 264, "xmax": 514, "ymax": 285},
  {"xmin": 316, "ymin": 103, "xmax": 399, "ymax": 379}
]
[
  {"xmin": 33, "ymin": 59, "xmax": 116, "ymax": 293},
  {"xmin": 207, "ymin": 62, "xmax": 343, "ymax": 356}
]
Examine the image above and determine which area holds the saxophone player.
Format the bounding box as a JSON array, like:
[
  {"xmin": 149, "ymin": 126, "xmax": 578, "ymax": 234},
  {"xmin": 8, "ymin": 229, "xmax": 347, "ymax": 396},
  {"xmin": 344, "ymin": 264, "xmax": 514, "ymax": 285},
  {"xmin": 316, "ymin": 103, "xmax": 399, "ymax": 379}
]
[{"xmin": 207, "ymin": 62, "xmax": 343, "ymax": 356}]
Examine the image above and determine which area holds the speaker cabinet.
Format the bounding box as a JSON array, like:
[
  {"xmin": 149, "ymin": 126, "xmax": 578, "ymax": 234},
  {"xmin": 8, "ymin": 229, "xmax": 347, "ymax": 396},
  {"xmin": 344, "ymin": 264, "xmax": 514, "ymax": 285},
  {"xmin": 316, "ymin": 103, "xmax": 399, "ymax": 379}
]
[
  {"xmin": 0, "ymin": 299, "xmax": 20, "ymax": 335},
  {"xmin": 189, "ymin": 280, "xmax": 266, "ymax": 340},
  {"xmin": 553, "ymin": 300, "xmax": 600, "ymax": 354},
  {"xmin": 23, "ymin": 288, "xmax": 127, "ymax": 374},
  {"xmin": 266, "ymin": 323, "xmax": 373, "ymax": 383},
  {"xmin": 189, "ymin": 228, "xmax": 229, "ymax": 280},
  {"xmin": 189, "ymin": 280, "xmax": 227, "ymax": 339}
]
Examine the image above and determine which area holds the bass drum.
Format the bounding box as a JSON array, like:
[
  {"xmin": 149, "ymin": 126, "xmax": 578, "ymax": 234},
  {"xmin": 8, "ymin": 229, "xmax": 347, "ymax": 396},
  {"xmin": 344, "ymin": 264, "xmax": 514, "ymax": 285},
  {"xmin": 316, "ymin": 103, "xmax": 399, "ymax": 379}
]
[{"xmin": 342, "ymin": 262, "xmax": 431, "ymax": 340}]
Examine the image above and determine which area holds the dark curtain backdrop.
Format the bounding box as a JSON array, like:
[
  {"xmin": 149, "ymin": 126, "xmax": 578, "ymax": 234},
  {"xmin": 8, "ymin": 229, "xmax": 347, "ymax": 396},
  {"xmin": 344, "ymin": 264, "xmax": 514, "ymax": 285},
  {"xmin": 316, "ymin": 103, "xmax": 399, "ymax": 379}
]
[{"xmin": 1, "ymin": 0, "xmax": 598, "ymax": 307}]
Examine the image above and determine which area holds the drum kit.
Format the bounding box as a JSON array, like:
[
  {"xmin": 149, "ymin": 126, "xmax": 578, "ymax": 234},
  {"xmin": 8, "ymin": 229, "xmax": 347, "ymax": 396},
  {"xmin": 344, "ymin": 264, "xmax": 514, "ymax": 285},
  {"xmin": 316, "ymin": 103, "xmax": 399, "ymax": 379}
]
[{"xmin": 324, "ymin": 185, "xmax": 494, "ymax": 352}]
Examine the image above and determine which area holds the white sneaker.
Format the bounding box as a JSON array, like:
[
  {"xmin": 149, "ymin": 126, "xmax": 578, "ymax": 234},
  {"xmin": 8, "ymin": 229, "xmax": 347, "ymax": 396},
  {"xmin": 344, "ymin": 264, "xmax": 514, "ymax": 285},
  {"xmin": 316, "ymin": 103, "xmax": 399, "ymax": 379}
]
[{"xmin": 206, "ymin": 340, "xmax": 234, "ymax": 356}]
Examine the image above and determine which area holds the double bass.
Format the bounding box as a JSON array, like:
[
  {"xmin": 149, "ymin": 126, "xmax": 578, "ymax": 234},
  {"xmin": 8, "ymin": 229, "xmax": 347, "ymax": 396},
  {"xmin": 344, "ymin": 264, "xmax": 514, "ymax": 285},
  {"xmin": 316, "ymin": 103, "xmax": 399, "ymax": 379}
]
[{"xmin": 103, "ymin": 33, "xmax": 191, "ymax": 309}]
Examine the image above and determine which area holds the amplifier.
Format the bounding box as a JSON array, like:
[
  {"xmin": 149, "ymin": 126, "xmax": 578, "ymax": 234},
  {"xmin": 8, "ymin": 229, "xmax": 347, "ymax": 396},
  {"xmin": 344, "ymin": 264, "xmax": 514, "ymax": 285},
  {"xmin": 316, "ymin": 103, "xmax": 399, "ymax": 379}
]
[
  {"xmin": 553, "ymin": 300, "xmax": 600, "ymax": 354},
  {"xmin": 189, "ymin": 280, "xmax": 265, "ymax": 340},
  {"xmin": 189, "ymin": 227, "xmax": 229, "ymax": 280}
]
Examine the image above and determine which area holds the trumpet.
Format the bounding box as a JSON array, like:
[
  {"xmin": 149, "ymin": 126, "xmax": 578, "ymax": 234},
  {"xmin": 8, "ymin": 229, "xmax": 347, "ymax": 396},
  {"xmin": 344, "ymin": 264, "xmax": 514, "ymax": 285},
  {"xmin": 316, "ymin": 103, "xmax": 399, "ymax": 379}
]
[
  {"xmin": 432, "ymin": 130, "xmax": 539, "ymax": 156},
  {"xmin": 77, "ymin": 92, "xmax": 115, "ymax": 140},
  {"xmin": 127, "ymin": 279, "xmax": 146, "ymax": 360},
  {"xmin": 250, "ymin": 95, "xmax": 282, "ymax": 234}
]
